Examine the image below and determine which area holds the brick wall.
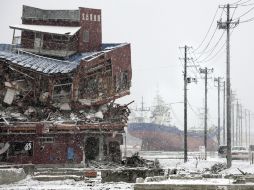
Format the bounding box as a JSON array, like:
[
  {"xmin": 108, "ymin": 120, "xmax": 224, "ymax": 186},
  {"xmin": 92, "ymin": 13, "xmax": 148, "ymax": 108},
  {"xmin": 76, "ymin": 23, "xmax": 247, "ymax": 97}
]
[{"xmin": 79, "ymin": 7, "xmax": 102, "ymax": 52}]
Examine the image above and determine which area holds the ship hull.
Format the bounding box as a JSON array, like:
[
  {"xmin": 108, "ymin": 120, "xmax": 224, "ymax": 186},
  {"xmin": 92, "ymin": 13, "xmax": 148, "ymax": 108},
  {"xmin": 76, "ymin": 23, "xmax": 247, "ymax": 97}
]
[{"xmin": 128, "ymin": 123, "xmax": 218, "ymax": 151}]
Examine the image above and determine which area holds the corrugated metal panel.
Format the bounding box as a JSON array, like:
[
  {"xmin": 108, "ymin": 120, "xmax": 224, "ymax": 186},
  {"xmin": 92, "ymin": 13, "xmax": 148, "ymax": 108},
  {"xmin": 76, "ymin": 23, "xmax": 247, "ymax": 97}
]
[
  {"xmin": 0, "ymin": 43, "xmax": 124, "ymax": 74},
  {"xmin": 0, "ymin": 49, "xmax": 79, "ymax": 74}
]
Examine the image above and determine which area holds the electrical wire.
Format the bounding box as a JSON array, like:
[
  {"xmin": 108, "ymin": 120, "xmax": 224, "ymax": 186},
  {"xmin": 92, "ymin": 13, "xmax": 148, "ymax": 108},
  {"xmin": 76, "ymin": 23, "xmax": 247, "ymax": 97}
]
[
  {"xmin": 194, "ymin": 7, "xmax": 237, "ymax": 64},
  {"xmin": 194, "ymin": 27, "xmax": 218, "ymax": 59},
  {"xmin": 237, "ymin": 2, "xmax": 254, "ymax": 6},
  {"xmin": 196, "ymin": 31, "xmax": 225, "ymax": 63},
  {"xmin": 188, "ymin": 52, "xmax": 202, "ymax": 78},
  {"xmin": 240, "ymin": 16, "xmax": 254, "ymax": 22},
  {"xmin": 234, "ymin": 5, "xmax": 254, "ymax": 19},
  {"xmin": 169, "ymin": 104, "xmax": 183, "ymax": 127},
  {"xmin": 179, "ymin": 48, "xmax": 198, "ymax": 78},
  {"xmin": 232, "ymin": 0, "xmax": 244, "ymax": 4},
  {"xmin": 193, "ymin": 8, "xmax": 224, "ymax": 61},
  {"xmin": 235, "ymin": 0, "xmax": 253, "ymax": 5},
  {"xmin": 187, "ymin": 100, "xmax": 200, "ymax": 116},
  {"xmin": 193, "ymin": 7, "xmax": 219, "ymax": 52},
  {"xmin": 200, "ymin": 41, "xmax": 226, "ymax": 63},
  {"xmin": 202, "ymin": 27, "xmax": 236, "ymax": 64}
]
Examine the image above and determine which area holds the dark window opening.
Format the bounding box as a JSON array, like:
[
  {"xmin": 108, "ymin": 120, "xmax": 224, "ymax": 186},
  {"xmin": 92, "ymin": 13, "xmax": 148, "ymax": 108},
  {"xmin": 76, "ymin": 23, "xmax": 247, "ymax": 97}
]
[
  {"xmin": 83, "ymin": 31, "xmax": 89, "ymax": 43},
  {"xmin": 53, "ymin": 82, "xmax": 72, "ymax": 100},
  {"xmin": 8, "ymin": 142, "xmax": 33, "ymax": 156},
  {"xmin": 121, "ymin": 71, "xmax": 129, "ymax": 89},
  {"xmin": 38, "ymin": 137, "xmax": 54, "ymax": 144}
]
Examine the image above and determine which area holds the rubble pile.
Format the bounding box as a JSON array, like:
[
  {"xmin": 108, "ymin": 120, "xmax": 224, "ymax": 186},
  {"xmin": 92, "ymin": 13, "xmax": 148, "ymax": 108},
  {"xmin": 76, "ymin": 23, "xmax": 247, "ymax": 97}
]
[
  {"xmin": 122, "ymin": 153, "xmax": 160, "ymax": 169},
  {"xmin": 0, "ymin": 102, "xmax": 131, "ymax": 124},
  {"xmin": 210, "ymin": 163, "xmax": 227, "ymax": 174}
]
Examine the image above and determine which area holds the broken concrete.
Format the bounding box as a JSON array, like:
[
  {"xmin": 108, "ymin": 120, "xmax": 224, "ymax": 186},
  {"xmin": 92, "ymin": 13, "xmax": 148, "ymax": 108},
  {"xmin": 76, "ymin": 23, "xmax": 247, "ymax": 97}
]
[
  {"xmin": 101, "ymin": 168, "xmax": 164, "ymax": 183},
  {"xmin": 0, "ymin": 168, "xmax": 26, "ymax": 185}
]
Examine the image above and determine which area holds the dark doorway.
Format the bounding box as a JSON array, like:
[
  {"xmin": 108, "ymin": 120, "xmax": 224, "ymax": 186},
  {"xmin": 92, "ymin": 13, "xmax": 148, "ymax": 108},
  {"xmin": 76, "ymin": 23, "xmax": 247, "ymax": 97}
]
[
  {"xmin": 85, "ymin": 137, "xmax": 99, "ymax": 160},
  {"xmin": 109, "ymin": 141, "xmax": 121, "ymax": 161}
]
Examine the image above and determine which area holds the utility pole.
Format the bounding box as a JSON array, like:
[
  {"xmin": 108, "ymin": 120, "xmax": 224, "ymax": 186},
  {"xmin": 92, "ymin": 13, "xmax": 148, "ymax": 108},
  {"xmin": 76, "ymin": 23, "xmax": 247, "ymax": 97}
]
[
  {"xmin": 223, "ymin": 81, "xmax": 226, "ymax": 145},
  {"xmin": 218, "ymin": 3, "xmax": 239, "ymax": 168},
  {"xmin": 179, "ymin": 45, "xmax": 193, "ymax": 163},
  {"xmin": 249, "ymin": 111, "xmax": 251, "ymax": 146},
  {"xmin": 236, "ymin": 100, "xmax": 239, "ymax": 146},
  {"xmin": 231, "ymin": 90, "xmax": 236, "ymax": 147},
  {"xmin": 245, "ymin": 109, "xmax": 248, "ymax": 147},
  {"xmin": 240, "ymin": 105, "xmax": 243, "ymax": 146},
  {"xmin": 184, "ymin": 45, "xmax": 188, "ymax": 163},
  {"xmin": 214, "ymin": 77, "xmax": 222, "ymax": 145},
  {"xmin": 200, "ymin": 67, "xmax": 213, "ymax": 160},
  {"xmin": 232, "ymin": 103, "xmax": 235, "ymax": 147}
]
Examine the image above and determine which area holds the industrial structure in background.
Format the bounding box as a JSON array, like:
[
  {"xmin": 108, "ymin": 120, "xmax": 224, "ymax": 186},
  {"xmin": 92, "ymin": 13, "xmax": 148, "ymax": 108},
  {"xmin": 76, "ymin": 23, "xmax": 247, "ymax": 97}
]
[{"xmin": 0, "ymin": 5, "xmax": 132, "ymax": 165}]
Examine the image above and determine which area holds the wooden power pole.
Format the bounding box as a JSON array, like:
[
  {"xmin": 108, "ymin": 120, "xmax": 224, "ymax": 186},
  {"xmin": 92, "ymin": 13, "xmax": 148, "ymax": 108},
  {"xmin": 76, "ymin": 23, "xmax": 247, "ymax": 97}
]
[
  {"xmin": 214, "ymin": 77, "xmax": 222, "ymax": 145},
  {"xmin": 200, "ymin": 67, "xmax": 213, "ymax": 160},
  {"xmin": 179, "ymin": 45, "xmax": 192, "ymax": 163},
  {"xmin": 218, "ymin": 3, "xmax": 239, "ymax": 168}
]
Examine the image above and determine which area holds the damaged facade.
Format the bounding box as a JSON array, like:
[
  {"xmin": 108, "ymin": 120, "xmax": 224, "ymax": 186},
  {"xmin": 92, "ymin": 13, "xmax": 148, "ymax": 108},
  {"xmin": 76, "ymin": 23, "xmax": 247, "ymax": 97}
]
[{"xmin": 0, "ymin": 5, "xmax": 132, "ymax": 164}]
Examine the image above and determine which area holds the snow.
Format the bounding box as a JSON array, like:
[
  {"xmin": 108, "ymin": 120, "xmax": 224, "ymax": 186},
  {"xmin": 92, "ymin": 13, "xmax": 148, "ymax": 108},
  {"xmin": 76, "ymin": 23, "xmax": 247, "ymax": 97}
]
[
  {"xmin": 220, "ymin": 160, "xmax": 254, "ymax": 175},
  {"xmin": 9, "ymin": 24, "xmax": 81, "ymax": 36},
  {"xmin": 150, "ymin": 178, "xmax": 233, "ymax": 185},
  {"xmin": 2, "ymin": 152, "xmax": 254, "ymax": 189},
  {"xmin": 0, "ymin": 176, "xmax": 133, "ymax": 190}
]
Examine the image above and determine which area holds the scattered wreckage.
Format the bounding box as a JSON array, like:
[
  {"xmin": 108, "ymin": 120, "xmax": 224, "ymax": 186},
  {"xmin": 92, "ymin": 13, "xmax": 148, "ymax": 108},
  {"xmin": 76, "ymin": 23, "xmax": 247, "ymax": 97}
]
[{"xmin": 0, "ymin": 5, "xmax": 132, "ymax": 165}]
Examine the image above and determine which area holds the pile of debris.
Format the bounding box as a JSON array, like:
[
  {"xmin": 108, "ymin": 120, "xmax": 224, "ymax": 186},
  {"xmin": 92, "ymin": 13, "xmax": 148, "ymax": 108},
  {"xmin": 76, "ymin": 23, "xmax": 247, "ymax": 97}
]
[
  {"xmin": 0, "ymin": 102, "xmax": 131, "ymax": 124},
  {"xmin": 122, "ymin": 153, "xmax": 160, "ymax": 169}
]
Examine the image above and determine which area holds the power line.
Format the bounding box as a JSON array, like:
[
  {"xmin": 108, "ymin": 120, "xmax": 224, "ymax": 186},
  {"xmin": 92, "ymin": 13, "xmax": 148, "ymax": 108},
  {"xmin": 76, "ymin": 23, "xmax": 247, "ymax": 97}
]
[
  {"xmin": 169, "ymin": 104, "xmax": 183, "ymax": 127},
  {"xmin": 234, "ymin": 5, "xmax": 254, "ymax": 19},
  {"xmin": 194, "ymin": 7, "xmax": 237, "ymax": 64},
  {"xmin": 179, "ymin": 48, "xmax": 198, "ymax": 78},
  {"xmin": 187, "ymin": 100, "xmax": 199, "ymax": 116},
  {"xmin": 196, "ymin": 31, "xmax": 226, "ymax": 63},
  {"xmin": 239, "ymin": 15, "xmax": 254, "ymax": 22},
  {"xmin": 232, "ymin": 0, "xmax": 244, "ymax": 4},
  {"xmin": 193, "ymin": 10, "xmax": 225, "ymax": 63},
  {"xmin": 237, "ymin": 2, "xmax": 254, "ymax": 6},
  {"xmin": 194, "ymin": 27, "xmax": 218, "ymax": 59},
  {"xmin": 203, "ymin": 28, "xmax": 236, "ymax": 64},
  {"xmin": 235, "ymin": 0, "xmax": 253, "ymax": 6},
  {"xmin": 193, "ymin": 7, "xmax": 219, "ymax": 52}
]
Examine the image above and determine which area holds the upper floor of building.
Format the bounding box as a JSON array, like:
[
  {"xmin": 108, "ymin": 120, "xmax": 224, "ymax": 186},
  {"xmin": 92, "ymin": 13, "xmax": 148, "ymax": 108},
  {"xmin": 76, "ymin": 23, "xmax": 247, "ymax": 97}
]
[{"xmin": 10, "ymin": 5, "xmax": 102, "ymax": 58}]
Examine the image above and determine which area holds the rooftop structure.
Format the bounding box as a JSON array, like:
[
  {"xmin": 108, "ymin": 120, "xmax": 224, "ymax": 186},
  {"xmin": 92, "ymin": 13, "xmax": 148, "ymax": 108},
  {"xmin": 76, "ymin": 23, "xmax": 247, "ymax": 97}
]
[{"xmin": 11, "ymin": 5, "xmax": 103, "ymax": 58}]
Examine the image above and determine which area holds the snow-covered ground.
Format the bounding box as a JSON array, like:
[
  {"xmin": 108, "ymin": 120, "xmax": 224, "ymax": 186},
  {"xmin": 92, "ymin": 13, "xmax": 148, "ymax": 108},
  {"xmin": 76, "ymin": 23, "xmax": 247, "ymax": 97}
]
[
  {"xmin": 0, "ymin": 176, "xmax": 133, "ymax": 190},
  {"xmin": 2, "ymin": 151, "xmax": 254, "ymax": 189}
]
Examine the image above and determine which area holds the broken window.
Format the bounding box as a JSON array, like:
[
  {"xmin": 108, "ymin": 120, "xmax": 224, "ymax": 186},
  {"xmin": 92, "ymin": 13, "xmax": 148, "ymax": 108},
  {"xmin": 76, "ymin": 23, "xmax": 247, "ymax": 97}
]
[
  {"xmin": 83, "ymin": 31, "xmax": 89, "ymax": 43},
  {"xmin": 121, "ymin": 71, "xmax": 129, "ymax": 89},
  {"xmin": 52, "ymin": 35, "xmax": 69, "ymax": 42},
  {"xmin": 52, "ymin": 81, "xmax": 72, "ymax": 101},
  {"xmin": 8, "ymin": 142, "xmax": 33, "ymax": 156},
  {"xmin": 79, "ymin": 76, "xmax": 98, "ymax": 99},
  {"xmin": 38, "ymin": 137, "xmax": 54, "ymax": 144}
]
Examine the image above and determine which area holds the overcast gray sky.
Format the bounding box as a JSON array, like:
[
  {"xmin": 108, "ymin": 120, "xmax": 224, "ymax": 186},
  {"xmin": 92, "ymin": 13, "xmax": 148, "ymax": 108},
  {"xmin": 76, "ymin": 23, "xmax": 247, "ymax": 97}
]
[{"xmin": 1, "ymin": 0, "xmax": 254, "ymax": 132}]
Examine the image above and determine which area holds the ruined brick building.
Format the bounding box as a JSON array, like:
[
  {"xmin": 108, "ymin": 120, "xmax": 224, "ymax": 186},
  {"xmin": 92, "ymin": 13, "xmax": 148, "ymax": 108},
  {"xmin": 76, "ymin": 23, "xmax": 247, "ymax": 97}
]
[{"xmin": 0, "ymin": 5, "xmax": 132, "ymax": 164}]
